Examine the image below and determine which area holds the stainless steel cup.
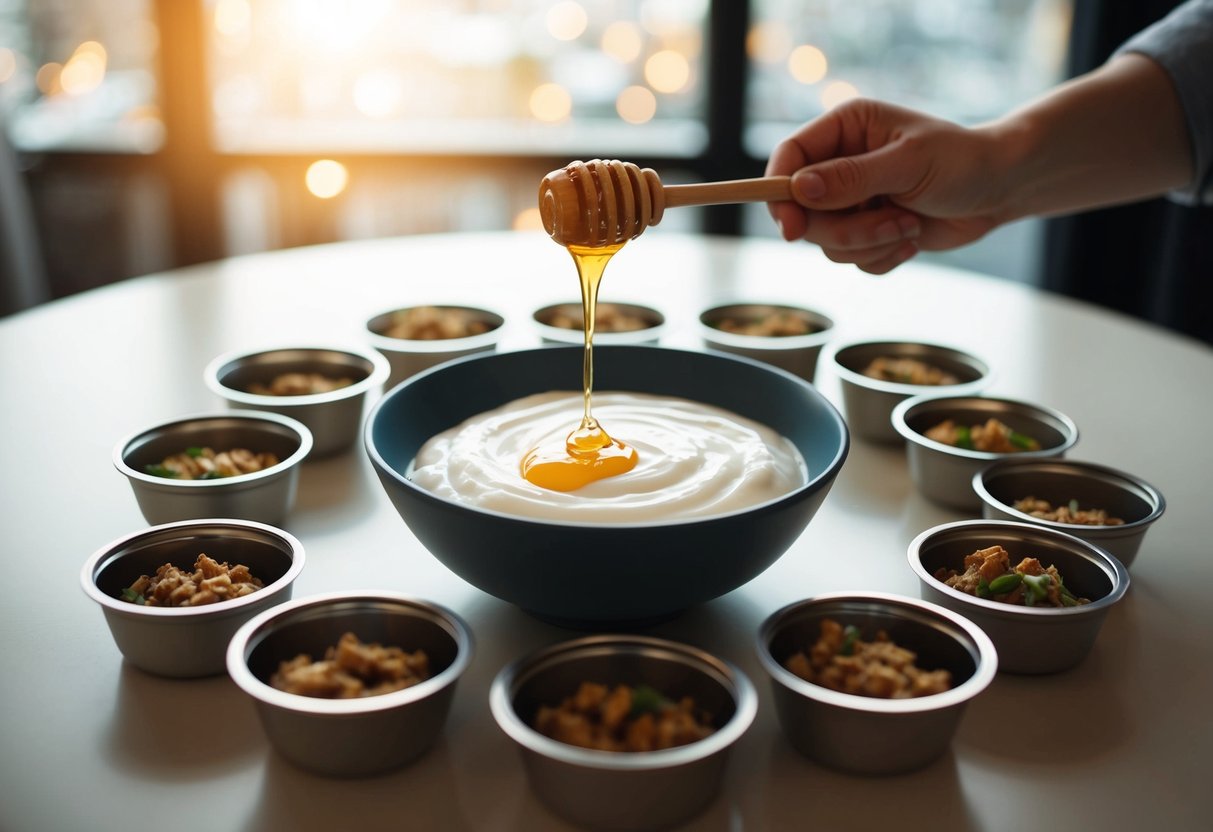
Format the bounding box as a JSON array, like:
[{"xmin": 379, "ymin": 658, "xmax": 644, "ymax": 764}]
[
  {"xmin": 973, "ymin": 458, "xmax": 1165, "ymax": 568},
  {"xmin": 204, "ymin": 344, "xmax": 388, "ymax": 457},
  {"xmin": 908, "ymin": 519, "xmax": 1130, "ymax": 674},
  {"xmin": 892, "ymin": 395, "xmax": 1078, "ymax": 510},
  {"xmin": 698, "ymin": 302, "xmax": 834, "ymax": 383},
  {"xmin": 80, "ymin": 518, "xmax": 305, "ymax": 678},
  {"xmin": 757, "ymin": 592, "xmax": 997, "ymax": 775},
  {"xmin": 490, "ymin": 634, "xmax": 757, "ymax": 831},
  {"xmin": 227, "ymin": 591, "xmax": 474, "ymax": 778},
  {"xmin": 113, "ymin": 410, "xmax": 312, "ymax": 525}
]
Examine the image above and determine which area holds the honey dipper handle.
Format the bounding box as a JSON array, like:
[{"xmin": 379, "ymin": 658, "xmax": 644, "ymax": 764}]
[{"xmin": 662, "ymin": 176, "xmax": 793, "ymax": 208}]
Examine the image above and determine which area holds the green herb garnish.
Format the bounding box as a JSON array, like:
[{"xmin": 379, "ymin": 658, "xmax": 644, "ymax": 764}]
[
  {"xmin": 143, "ymin": 464, "xmax": 179, "ymax": 479},
  {"xmin": 1022, "ymin": 573, "xmax": 1052, "ymax": 606},
  {"xmin": 954, "ymin": 425, "xmax": 974, "ymax": 450},
  {"xmin": 1068, "ymin": 499, "xmax": 1080, "ymax": 515},
  {"xmin": 630, "ymin": 684, "xmax": 671, "ymax": 717},
  {"xmin": 120, "ymin": 587, "xmax": 146, "ymax": 605},
  {"xmin": 185, "ymin": 446, "xmax": 205, "ymax": 458},
  {"xmin": 839, "ymin": 624, "xmax": 861, "ymax": 656},
  {"xmin": 198, "ymin": 470, "xmax": 226, "ymax": 480},
  {"xmin": 988, "ymin": 573, "xmax": 1023, "ymax": 595},
  {"xmin": 1009, "ymin": 431, "xmax": 1038, "ymax": 450}
]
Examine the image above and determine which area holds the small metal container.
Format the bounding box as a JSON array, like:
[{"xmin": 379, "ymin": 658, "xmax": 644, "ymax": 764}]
[
  {"xmin": 832, "ymin": 340, "xmax": 990, "ymax": 444},
  {"xmin": 892, "ymin": 394, "xmax": 1078, "ymax": 510},
  {"xmin": 114, "ymin": 411, "xmax": 312, "ymax": 525},
  {"xmin": 227, "ymin": 591, "xmax": 473, "ymax": 778},
  {"xmin": 907, "ymin": 519, "xmax": 1130, "ymax": 674},
  {"xmin": 756, "ymin": 592, "xmax": 997, "ymax": 775},
  {"xmin": 204, "ymin": 344, "xmax": 388, "ymax": 457},
  {"xmin": 366, "ymin": 304, "xmax": 504, "ymax": 389},
  {"xmin": 80, "ymin": 519, "xmax": 305, "ymax": 678},
  {"xmin": 698, "ymin": 302, "xmax": 834, "ymax": 383},
  {"xmin": 531, "ymin": 301, "xmax": 666, "ymax": 346},
  {"xmin": 973, "ymin": 459, "xmax": 1165, "ymax": 569},
  {"xmin": 489, "ymin": 635, "xmax": 757, "ymax": 831}
]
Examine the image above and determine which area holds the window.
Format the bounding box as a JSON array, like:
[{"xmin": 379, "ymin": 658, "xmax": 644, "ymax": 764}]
[{"xmin": 1, "ymin": 0, "xmax": 1071, "ymax": 299}]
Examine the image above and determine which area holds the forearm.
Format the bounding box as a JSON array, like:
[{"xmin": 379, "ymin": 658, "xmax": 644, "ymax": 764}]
[{"xmin": 983, "ymin": 53, "xmax": 1194, "ymax": 223}]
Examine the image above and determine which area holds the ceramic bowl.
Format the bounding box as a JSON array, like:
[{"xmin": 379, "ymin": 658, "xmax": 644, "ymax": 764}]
[
  {"xmin": 227, "ymin": 591, "xmax": 473, "ymax": 777},
  {"xmin": 365, "ymin": 345, "xmax": 849, "ymax": 626},
  {"xmin": 80, "ymin": 518, "xmax": 305, "ymax": 678},
  {"xmin": 831, "ymin": 340, "xmax": 990, "ymax": 444},
  {"xmin": 113, "ymin": 410, "xmax": 312, "ymax": 525},
  {"xmin": 973, "ymin": 458, "xmax": 1165, "ymax": 568},
  {"xmin": 757, "ymin": 592, "xmax": 997, "ymax": 775},
  {"xmin": 907, "ymin": 519, "xmax": 1129, "ymax": 674},
  {"xmin": 489, "ymin": 634, "xmax": 757, "ymax": 831},
  {"xmin": 698, "ymin": 302, "xmax": 834, "ymax": 382},
  {"xmin": 204, "ymin": 344, "xmax": 388, "ymax": 457},
  {"xmin": 892, "ymin": 394, "xmax": 1078, "ymax": 510},
  {"xmin": 366, "ymin": 304, "xmax": 504, "ymax": 389}
]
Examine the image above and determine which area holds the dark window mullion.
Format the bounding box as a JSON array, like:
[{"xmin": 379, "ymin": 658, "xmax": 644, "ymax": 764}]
[{"xmin": 702, "ymin": 0, "xmax": 754, "ymax": 237}]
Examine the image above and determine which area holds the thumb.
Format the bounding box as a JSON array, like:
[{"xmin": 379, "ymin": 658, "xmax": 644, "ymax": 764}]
[{"xmin": 790, "ymin": 143, "xmax": 920, "ymax": 210}]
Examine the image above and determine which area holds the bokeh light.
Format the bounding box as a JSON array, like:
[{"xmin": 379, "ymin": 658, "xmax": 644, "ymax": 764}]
[
  {"xmin": 353, "ymin": 71, "xmax": 403, "ymax": 119},
  {"xmin": 821, "ymin": 80, "xmax": 860, "ymax": 110},
  {"xmin": 0, "ymin": 48, "xmax": 16, "ymax": 84},
  {"xmin": 616, "ymin": 85, "xmax": 656, "ymax": 124},
  {"xmin": 546, "ymin": 1, "xmax": 588, "ymax": 41},
  {"xmin": 213, "ymin": 0, "xmax": 252, "ymax": 38},
  {"xmin": 747, "ymin": 22, "xmax": 792, "ymax": 64},
  {"xmin": 60, "ymin": 41, "xmax": 107, "ymax": 96},
  {"xmin": 644, "ymin": 50, "xmax": 690, "ymax": 94},
  {"xmin": 513, "ymin": 207, "xmax": 543, "ymax": 231},
  {"xmin": 601, "ymin": 21, "xmax": 643, "ymax": 63},
  {"xmin": 305, "ymin": 159, "xmax": 349, "ymax": 199},
  {"xmin": 35, "ymin": 62, "xmax": 63, "ymax": 96},
  {"xmin": 529, "ymin": 82, "xmax": 572, "ymax": 122},
  {"xmin": 788, "ymin": 45, "xmax": 827, "ymax": 85}
]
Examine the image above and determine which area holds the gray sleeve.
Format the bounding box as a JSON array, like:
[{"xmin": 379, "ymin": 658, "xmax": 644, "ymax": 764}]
[{"xmin": 1115, "ymin": 0, "xmax": 1213, "ymax": 205}]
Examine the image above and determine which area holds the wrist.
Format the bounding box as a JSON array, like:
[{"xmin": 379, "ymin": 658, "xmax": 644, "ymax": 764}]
[{"xmin": 974, "ymin": 114, "xmax": 1039, "ymax": 225}]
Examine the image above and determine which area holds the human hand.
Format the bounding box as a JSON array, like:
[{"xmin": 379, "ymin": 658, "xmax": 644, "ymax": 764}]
[{"xmin": 766, "ymin": 99, "xmax": 1006, "ymax": 274}]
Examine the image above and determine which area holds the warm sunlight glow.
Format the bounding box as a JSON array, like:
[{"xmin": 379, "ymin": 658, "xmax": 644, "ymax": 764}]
[
  {"xmin": 747, "ymin": 22, "xmax": 792, "ymax": 64},
  {"xmin": 353, "ymin": 71, "xmax": 402, "ymax": 118},
  {"xmin": 513, "ymin": 207, "xmax": 543, "ymax": 231},
  {"xmin": 616, "ymin": 85, "xmax": 656, "ymax": 124},
  {"xmin": 305, "ymin": 159, "xmax": 349, "ymax": 199},
  {"xmin": 35, "ymin": 62, "xmax": 62, "ymax": 96},
  {"xmin": 0, "ymin": 48, "xmax": 16, "ymax": 84},
  {"xmin": 288, "ymin": 0, "xmax": 392, "ymax": 54},
  {"xmin": 213, "ymin": 0, "xmax": 252, "ymax": 38},
  {"xmin": 644, "ymin": 50, "xmax": 690, "ymax": 94},
  {"xmin": 60, "ymin": 41, "xmax": 107, "ymax": 96},
  {"xmin": 788, "ymin": 45, "xmax": 828, "ymax": 85},
  {"xmin": 601, "ymin": 21, "xmax": 643, "ymax": 63},
  {"xmin": 821, "ymin": 80, "xmax": 860, "ymax": 109},
  {"xmin": 529, "ymin": 82, "xmax": 571, "ymax": 122},
  {"xmin": 546, "ymin": 1, "xmax": 588, "ymax": 41}
]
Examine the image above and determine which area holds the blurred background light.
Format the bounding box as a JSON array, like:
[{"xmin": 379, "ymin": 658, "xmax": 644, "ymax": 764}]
[
  {"xmin": 305, "ymin": 159, "xmax": 349, "ymax": 199},
  {"xmin": 616, "ymin": 85, "xmax": 657, "ymax": 124}
]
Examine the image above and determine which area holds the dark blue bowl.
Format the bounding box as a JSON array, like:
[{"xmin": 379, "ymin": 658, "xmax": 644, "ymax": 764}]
[{"xmin": 366, "ymin": 346, "xmax": 849, "ymax": 626}]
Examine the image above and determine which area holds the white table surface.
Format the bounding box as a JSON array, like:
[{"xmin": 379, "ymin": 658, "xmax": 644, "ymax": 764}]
[{"xmin": 2, "ymin": 230, "xmax": 1210, "ymax": 832}]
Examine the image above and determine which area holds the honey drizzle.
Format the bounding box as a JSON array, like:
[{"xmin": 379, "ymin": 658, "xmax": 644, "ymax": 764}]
[{"xmin": 521, "ymin": 164, "xmax": 639, "ymax": 492}]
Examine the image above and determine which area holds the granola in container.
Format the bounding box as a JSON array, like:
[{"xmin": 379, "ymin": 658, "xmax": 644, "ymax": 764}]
[
  {"xmin": 532, "ymin": 681, "xmax": 715, "ymax": 752},
  {"xmin": 783, "ymin": 618, "xmax": 952, "ymax": 699},
  {"xmin": 934, "ymin": 544, "xmax": 1090, "ymax": 607}
]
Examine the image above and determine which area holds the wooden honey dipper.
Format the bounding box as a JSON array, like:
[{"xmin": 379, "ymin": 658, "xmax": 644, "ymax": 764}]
[{"xmin": 539, "ymin": 159, "xmax": 793, "ymax": 247}]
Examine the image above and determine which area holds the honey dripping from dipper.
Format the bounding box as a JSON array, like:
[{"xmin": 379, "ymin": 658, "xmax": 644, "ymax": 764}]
[{"xmin": 523, "ymin": 163, "xmax": 643, "ymax": 492}]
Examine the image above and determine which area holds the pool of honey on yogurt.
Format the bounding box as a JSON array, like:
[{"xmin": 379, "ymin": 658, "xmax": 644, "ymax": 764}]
[{"xmin": 521, "ymin": 241, "xmax": 639, "ymax": 492}]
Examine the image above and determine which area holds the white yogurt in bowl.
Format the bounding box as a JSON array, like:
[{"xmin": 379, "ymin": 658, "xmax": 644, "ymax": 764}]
[{"xmin": 409, "ymin": 391, "xmax": 807, "ymax": 523}]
